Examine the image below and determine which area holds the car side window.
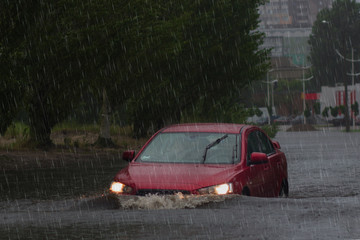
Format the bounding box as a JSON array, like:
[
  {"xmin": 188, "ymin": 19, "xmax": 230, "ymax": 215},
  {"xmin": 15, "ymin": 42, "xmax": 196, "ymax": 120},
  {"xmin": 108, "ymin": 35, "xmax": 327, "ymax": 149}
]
[
  {"xmin": 257, "ymin": 131, "xmax": 275, "ymax": 155},
  {"xmin": 247, "ymin": 131, "xmax": 260, "ymax": 160}
]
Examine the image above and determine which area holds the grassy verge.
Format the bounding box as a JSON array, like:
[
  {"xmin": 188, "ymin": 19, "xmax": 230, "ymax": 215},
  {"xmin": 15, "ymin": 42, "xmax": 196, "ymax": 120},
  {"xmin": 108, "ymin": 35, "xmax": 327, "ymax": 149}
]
[
  {"xmin": 52, "ymin": 121, "xmax": 134, "ymax": 136},
  {"xmin": 2, "ymin": 122, "xmax": 30, "ymax": 139},
  {"xmin": 0, "ymin": 121, "xmax": 146, "ymax": 152}
]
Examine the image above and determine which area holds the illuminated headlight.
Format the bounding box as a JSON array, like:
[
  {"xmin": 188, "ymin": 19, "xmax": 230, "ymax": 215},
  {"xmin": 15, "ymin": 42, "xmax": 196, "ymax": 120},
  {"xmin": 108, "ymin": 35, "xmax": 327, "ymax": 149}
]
[
  {"xmin": 110, "ymin": 181, "xmax": 133, "ymax": 194},
  {"xmin": 198, "ymin": 183, "xmax": 233, "ymax": 195}
]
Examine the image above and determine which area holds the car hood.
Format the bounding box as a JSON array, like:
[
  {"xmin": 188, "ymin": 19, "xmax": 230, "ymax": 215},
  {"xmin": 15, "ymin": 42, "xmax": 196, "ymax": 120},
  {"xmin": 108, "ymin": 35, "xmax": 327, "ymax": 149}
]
[{"xmin": 114, "ymin": 162, "xmax": 238, "ymax": 191}]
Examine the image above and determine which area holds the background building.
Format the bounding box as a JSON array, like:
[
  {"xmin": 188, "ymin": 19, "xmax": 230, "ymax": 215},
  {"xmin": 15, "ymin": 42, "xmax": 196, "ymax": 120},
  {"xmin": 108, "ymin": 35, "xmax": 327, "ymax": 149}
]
[{"xmin": 258, "ymin": 0, "xmax": 333, "ymax": 80}]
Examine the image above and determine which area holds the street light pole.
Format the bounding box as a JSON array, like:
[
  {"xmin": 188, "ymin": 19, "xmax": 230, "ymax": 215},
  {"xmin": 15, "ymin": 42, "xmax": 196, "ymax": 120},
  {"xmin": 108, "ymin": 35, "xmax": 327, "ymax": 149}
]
[
  {"xmin": 300, "ymin": 76, "xmax": 313, "ymax": 124},
  {"xmin": 271, "ymin": 79, "xmax": 278, "ymax": 117},
  {"xmin": 352, "ymin": 48, "xmax": 355, "ymax": 128},
  {"xmin": 294, "ymin": 64, "xmax": 312, "ymax": 124},
  {"xmin": 303, "ymin": 67, "xmax": 305, "ymax": 124},
  {"xmin": 267, "ymin": 72, "xmax": 270, "ymax": 108},
  {"xmin": 265, "ymin": 69, "xmax": 274, "ymax": 124},
  {"xmin": 263, "ymin": 79, "xmax": 278, "ymax": 125}
]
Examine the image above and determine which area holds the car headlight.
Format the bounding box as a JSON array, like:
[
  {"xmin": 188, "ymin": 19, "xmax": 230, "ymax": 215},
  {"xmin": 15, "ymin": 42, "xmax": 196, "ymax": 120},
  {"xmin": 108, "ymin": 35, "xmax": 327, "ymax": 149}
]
[
  {"xmin": 110, "ymin": 181, "xmax": 133, "ymax": 194},
  {"xmin": 198, "ymin": 183, "xmax": 233, "ymax": 195}
]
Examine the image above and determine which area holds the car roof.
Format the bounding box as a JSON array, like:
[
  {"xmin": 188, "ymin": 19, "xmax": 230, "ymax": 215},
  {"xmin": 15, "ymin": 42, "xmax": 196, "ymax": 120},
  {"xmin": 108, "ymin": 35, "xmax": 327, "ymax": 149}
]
[{"xmin": 161, "ymin": 123, "xmax": 248, "ymax": 134}]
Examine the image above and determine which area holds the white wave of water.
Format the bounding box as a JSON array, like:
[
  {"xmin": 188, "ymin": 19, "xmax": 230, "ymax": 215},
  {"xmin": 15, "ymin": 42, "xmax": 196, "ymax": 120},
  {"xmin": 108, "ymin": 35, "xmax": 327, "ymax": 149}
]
[{"xmin": 116, "ymin": 193, "xmax": 235, "ymax": 210}]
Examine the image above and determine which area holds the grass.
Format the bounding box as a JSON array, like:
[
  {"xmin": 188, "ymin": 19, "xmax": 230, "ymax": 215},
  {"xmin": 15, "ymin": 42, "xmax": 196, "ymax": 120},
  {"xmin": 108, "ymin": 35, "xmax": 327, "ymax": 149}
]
[
  {"xmin": 3, "ymin": 122, "xmax": 29, "ymax": 139},
  {"xmin": 52, "ymin": 121, "xmax": 134, "ymax": 136},
  {"xmin": 1, "ymin": 121, "xmax": 146, "ymax": 151}
]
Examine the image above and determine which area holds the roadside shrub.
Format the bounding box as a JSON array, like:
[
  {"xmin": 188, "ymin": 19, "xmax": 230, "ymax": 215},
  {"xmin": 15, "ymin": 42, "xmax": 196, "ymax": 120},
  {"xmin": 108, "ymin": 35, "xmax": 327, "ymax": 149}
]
[
  {"xmin": 261, "ymin": 124, "xmax": 278, "ymax": 138},
  {"xmin": 4, "ymin": 122, "xmax": 29, "ymax": 139},
  {"xmin": 304, "ymin": 104, "xmax": 311, "ymax": 118},
  {"xmin": 254, "ymin": 108, "xmax": 263, "ymax": 117},
  {"xmin": 351, "ymin": 102, "xmax": 359, "ymax": 117},
  {"xmin": 314, "ymin": 102, "xmax": 321, "ymax": 115},
  {"xmin": 322, "ymin": 107, "xmax": 329, "ymax": 118},
  {"xmin": 330, "ymin": 106, "xmax": 339, "ymax": 117}
]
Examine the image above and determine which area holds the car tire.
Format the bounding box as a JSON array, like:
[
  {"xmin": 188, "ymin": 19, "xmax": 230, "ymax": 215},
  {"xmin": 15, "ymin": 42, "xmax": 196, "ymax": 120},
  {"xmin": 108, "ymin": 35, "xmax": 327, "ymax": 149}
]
[
  {"xmin": 242, "ymin": 187, "xmax": 250, "ymax": 196},
  {"xmin": 279, "ymin": 179, "xmax": 289, "ymax": 197}
]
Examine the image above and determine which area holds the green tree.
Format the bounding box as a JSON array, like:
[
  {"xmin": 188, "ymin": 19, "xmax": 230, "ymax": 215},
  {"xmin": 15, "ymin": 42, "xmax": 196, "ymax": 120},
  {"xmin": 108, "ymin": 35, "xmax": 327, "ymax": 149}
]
[
  {"xmin": 1, "ymin": 0, "xmax": 270, "ymax": 144},
  {"xmin": 1, "ymin": 0, "xmax": 147, "ymax": 146},
  {"xmin": 130, "ymin": 0, "xmax": 270, "ymax": 136},
  {"xmin": 309, "ymin": 0, "xmax": 360, "ymax": 132},
  {"xmin": 0, "ymin": 0, "xmax": 35, "ymax": 135},
  {"xmin": 1, "ymin": 0, "xmax": 92, "ymax": 146},
  {"xmin": 309, "ymin": 0, "xmax": 360, "ymax": 89}
]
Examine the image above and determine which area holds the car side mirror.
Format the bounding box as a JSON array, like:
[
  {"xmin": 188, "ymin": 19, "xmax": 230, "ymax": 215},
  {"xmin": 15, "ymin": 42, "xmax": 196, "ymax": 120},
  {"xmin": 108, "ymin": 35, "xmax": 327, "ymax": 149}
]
[
  {"xmin": 122, "ymin": 150, "xmax": 135, "ymax": 162},
  {"xmin": 272, "ymin": 141, "xmax": 281, "ymax": 149},
  {"xmin": 250, "ymin": 152, "xmax": 268, "ymax": 164}
]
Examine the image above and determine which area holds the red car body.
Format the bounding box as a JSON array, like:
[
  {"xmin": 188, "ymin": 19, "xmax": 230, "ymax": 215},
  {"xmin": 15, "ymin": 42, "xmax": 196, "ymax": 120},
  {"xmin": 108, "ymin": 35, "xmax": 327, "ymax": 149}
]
[{"xmin": 110, "ymin": 123, "xmax": 288, "ymax": 197}]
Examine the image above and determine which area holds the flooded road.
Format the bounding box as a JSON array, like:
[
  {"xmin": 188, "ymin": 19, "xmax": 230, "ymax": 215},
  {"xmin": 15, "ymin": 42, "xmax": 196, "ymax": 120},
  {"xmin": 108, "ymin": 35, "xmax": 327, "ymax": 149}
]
[
  {"xmin": 1, "ymin": 152, "xmax": 126, "ymax": 200},
  {"xmin": 1, "ymin": 130, "xmax": 360, "ymax": 239}
]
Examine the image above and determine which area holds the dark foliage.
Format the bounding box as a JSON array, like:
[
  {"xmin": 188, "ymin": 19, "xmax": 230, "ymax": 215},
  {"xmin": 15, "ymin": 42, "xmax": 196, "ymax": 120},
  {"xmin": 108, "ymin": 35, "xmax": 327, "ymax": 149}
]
[{"xmin": 1, "ymin": 0, "xmax": 270, "ymax": 144}]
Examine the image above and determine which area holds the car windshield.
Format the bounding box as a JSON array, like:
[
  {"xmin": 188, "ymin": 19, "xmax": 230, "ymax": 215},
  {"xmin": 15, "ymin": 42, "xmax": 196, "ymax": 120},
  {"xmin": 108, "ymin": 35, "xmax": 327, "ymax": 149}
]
[{"xmin": 137, "ymin": 132, "xmax": 239, "ymax": 164}]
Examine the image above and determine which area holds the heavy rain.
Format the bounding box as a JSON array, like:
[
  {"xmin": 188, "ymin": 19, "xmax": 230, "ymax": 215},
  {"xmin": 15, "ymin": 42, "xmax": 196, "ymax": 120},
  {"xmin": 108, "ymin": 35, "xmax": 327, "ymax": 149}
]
[{"xmin": 1, "ymin": 0, "xmax": 360, "ymax": 239}]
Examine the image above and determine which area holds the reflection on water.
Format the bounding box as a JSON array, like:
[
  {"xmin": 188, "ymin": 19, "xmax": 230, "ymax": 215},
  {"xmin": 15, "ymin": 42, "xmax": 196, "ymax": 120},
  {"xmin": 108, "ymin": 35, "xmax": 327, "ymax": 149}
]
[{"xmin": 0, "ymin": 154, "xmax": 127, "ymax": 200}]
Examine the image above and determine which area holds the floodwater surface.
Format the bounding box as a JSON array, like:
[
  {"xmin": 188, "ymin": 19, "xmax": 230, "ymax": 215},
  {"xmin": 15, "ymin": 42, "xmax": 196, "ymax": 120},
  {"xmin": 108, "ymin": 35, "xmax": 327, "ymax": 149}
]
[
  {"xmin": 0, "ymin": 152, "xmax": 125, "ymax": 200},
  {"xmin": 1, "ymin": 130, "xmax": 360, "ymax": 239}
]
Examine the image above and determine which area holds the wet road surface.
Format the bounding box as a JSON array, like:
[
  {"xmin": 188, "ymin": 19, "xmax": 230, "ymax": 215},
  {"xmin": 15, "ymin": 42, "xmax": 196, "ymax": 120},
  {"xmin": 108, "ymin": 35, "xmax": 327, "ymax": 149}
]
[{"xmin": 1, "ymin": 130, "xmax": 360, "ymax": 239}]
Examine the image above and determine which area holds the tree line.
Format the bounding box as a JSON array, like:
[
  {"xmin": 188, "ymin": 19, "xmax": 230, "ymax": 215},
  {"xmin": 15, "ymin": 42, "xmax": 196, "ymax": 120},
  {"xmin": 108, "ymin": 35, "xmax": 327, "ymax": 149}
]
[
  {"xmin": 308, "ymin": 0, "xmax": 360, "ymax": 131},
  {"xmin": 0, "ymin": 0, "xmax": 270, "ymax": 147}
]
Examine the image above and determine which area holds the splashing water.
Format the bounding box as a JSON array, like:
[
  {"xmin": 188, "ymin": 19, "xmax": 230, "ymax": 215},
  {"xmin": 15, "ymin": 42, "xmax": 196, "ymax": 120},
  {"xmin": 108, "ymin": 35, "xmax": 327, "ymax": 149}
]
[{"xmin": 116, "ymin": 193, "xmax": 235, "ymax": 210}]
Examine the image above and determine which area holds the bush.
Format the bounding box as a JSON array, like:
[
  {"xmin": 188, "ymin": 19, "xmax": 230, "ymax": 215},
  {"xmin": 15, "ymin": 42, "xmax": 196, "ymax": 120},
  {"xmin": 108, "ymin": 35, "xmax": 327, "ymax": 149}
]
[
  {"xmin": 314, "ymin": 102, "xmax": 321, "ymax": 115},
  {"xmin": 254, "ymin": 108, "xmax": 263, "ymax": 117},
  {"xmin": 261, "ymin": 124, "xmax": 278, "ymax": 138},
  {"xmin": 304, "ymin": 108, "xmax": 311, "ymax": 118},
  {"xmin": 330, "ymin": 106, "xmax": 339, "ymax": 117},
  {"xmin": 4, "ymin": 122, "xmax": 29, "ymax": 139},
  {"xmin": 322, "ymin": 107, "xmax": 329, "ymax": 118},
  {"xmin": 351, "ymin": 102, "xmax": 359, "ymax": 117}
]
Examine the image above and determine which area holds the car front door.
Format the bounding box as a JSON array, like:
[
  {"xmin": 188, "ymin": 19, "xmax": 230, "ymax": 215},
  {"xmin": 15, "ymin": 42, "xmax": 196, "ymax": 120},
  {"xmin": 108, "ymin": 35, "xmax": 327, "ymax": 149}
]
[
  {"xmin": 245, "ymin": 129, "xmax": 273, "ymax": 197},
  {"xmin": 255, "ymin": 131, "xmax": 280, "ymax": 196}
]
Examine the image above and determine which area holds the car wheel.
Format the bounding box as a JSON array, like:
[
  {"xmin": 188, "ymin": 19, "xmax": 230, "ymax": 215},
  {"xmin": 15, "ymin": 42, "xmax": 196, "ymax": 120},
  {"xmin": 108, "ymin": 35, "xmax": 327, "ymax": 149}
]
[
  {"xmin": 279, "ymin": 179, "xmax": 289, "ymax": 197},
  {"xmin": 242, "ymin": 187, "xmax": 250, "ymax": 196}
]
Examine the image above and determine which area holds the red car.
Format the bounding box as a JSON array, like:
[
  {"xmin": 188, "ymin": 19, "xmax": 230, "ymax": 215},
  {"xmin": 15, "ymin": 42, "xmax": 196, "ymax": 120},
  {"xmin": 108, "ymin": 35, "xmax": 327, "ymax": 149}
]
[{"xmin": 110, "ymin": 123, "xmax": 288, "ymax": 197}]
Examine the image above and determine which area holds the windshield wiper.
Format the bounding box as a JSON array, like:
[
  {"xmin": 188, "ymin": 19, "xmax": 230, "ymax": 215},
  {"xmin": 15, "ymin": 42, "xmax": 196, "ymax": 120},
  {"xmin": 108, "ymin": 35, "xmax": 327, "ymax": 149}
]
[
  {"xmin": 202, "ymin": 134, "xmax": 228, "ymax": 163},
  {"xmin": 232, "ymin": 135, "xmax": 238, "ymax": 164}
]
